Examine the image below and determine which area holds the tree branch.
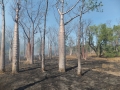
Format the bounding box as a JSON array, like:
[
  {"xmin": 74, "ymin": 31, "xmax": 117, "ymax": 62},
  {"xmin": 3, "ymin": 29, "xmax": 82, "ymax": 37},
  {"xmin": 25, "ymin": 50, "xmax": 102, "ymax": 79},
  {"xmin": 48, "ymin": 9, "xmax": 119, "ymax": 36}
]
[
  {"xmin": 63, "ymin": 0, "xmax": 80, "ymax": 15},
  {"xmin": 64, "ymin": 14, "xmax": 79, "ymax": 25}
]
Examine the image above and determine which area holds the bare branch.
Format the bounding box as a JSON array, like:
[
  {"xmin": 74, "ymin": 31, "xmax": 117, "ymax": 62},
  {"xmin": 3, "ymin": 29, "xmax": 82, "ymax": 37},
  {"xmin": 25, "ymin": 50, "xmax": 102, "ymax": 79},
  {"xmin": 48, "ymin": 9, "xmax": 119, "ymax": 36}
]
[
  {"xmin": 19, "ymin": 21, "xmax": 29, "ymax": 39},
  {"xmin": 55, "ymin": 0, "xmax": 61, "ymax": 14},
  {"xmin": 64, "ymin": 14, "xmax": 79, "ymax": 25},
  {"xmin": 63, "ymin": 0, "xmax": 80, "ymax": 15}
]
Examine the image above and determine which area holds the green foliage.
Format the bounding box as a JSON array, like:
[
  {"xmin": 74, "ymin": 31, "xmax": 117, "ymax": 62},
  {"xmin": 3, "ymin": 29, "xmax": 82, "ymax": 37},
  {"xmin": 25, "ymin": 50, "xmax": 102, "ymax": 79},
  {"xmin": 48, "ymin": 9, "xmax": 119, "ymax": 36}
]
[
  {"xmin": 86, "ymin": 0, "xmax": 103, "ymax": 12},
  {"xmin": 88, "ymin": 24, "xmax": 117, "ymax": 57},
  {"xmin": 103, "ymin": 45, "xmax": 117, "ymax": 57}
]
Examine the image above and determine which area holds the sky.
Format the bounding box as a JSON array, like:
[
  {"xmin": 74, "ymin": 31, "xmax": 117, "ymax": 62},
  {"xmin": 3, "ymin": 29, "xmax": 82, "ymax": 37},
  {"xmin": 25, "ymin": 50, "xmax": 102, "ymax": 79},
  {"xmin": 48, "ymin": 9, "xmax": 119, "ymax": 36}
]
[
  {"xmin": 0, "ymin": 0, "xmax": 120, "ymax": 54},
  {"xmin": 83, "ymin": 0, "xmax": 120, "ymax": 26},
  {"xmin": 0, "ymin": 0, "xmax": 120, "ymax": 29},
  {"xmin": 46, "ymin": 0, "xmax": 120, "ymax": 27}
]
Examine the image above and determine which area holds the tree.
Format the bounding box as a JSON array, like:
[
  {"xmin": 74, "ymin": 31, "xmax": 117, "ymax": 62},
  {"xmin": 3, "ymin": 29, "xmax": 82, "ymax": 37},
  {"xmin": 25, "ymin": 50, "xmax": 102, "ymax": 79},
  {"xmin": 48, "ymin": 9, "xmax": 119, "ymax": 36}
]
[
  {"xmin": 88, "ymin": 24, "xmax": 114, "ymax": 57},
  {"xmin": 113, "ymin": 25, "xmax": 120, "ymax": 51},
  {"xmin": 56, "ymin": 0, "xmax": 80, "ymax": 72},
  {"xmin": 0, "ymin": 0, "xmax": 6, "ymax": 73},
  {"xmin": 12, "ymin": 0, "xmax": 20, "ymax": 74},
  {"xmin": 19, "ymin": 0, "xmax": 43, "ymax": 64},
  {"xmin": 41, "ymin": 0, "xmax": 48, "ymax": 72},
  {"xmin": 77, "ymin": 0, "xmax": 102, "ymax": 75},
  {"xmin": 6, "ymin": 26, "xmax": 13, "ymax": 62},
  {"xmin": 67, "ymin": 36, "xmax": 74, "ymax": 56}
]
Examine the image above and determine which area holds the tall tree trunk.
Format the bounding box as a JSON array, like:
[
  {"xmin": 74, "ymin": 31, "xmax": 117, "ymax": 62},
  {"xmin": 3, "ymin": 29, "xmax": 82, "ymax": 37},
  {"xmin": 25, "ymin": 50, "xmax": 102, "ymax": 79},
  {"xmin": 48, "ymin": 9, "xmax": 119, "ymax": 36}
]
[
  {"xmin": 39, "ymin": 38, "xmax": 42, "ymax": 60},
  {"xmin": 48, "ymin": 40, "xmax": 50, "ymax": 57},
  {"xmin": 50, "ymin": 42, "xmax": 52, "ymax": 59},
  {"xmin": 59, "ymin": 13, "xmax": 66, "ymax": 72},
  {"xmin": 77, "ymin": 14, "xmax": 82, "ymax": 75},
  {"xmin": 9, "ymin": 41, "xmax": 12, "ymax": 62},
  {"xmin": 0, "ymin": 0, "xmax": 5, "ymax": 73},
  {"xmin": 23, "ymin": 35, "xmax": 26, "ymax": 59},
  {"xmin": 69, "ymin": 47, "xmax": 73, "ymax": 56},
  {"xmin": 12, "ymin": 0, "xmax": 20, "ymax": 74},
  {"xmin": 82, "ymin": 45, "xmax": 85, "ymax": 59},
  {"xmin": 26, "ymin": 39, "xmax": 31, "ymax": 64},
  {"xmin": 42, "ymin": 0, "xmax": 48, "ymax": 72},
  {"xmin": 30, "ymin": 26, "xmax": 34, "ymax": 64}
]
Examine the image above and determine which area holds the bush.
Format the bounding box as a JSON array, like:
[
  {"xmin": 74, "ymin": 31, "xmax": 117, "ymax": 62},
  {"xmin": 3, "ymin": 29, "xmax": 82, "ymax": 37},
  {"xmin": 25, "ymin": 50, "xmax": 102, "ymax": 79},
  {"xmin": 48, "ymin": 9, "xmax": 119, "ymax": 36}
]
[{"xmin": 103, "ymin": 45, "xmax": 117, "ymax": 57}]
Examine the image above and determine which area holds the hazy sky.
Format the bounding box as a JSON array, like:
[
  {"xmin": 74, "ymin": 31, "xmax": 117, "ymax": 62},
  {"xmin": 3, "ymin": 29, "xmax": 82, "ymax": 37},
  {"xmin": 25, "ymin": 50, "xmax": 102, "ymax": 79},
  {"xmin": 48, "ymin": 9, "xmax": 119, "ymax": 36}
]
[{"xmin": 0, "ymin": 0, "xmax": 120, "ymax": 30}]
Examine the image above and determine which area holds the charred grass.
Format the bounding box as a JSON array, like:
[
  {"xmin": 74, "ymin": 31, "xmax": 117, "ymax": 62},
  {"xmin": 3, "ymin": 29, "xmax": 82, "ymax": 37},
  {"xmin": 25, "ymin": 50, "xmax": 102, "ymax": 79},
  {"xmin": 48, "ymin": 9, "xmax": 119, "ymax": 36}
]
[{"xmin": 0, "ymin": 56, "xmax": 120, "ymax": 90}]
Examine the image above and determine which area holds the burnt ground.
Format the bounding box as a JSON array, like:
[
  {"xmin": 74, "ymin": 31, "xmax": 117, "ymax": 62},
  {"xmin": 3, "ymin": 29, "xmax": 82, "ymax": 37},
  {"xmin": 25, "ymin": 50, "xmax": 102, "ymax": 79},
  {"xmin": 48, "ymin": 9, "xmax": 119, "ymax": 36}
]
[{"xmin": 0, "ymin": 57, "xmax": 120, "ymax": 90}]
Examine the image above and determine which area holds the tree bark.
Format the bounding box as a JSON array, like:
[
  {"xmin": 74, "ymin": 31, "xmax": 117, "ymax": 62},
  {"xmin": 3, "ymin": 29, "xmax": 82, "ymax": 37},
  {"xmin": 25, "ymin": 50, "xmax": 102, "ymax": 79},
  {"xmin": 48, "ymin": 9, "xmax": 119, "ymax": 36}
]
[
  {"xmin": 42, "ymin": 0, "xmax": 48, "ymax": 72},
  {"xmin": 59, "ymin": 14, "xmax": 66, "ymax": 72},
  {"xmin": 69, "ymin": 47, "xmax": 73, "ymax": 56},
  {"xmin": 0, "ymin": 0, "xmax": 5, "ymax": 73},
  {"xmin": 50, "ymin": 42, "xmax": 52, "ymax": 59},
  {"xmin": 12, "ymin": 0, "xmax": 20, "ymax": 74},
  {"xmin": 30, "ymin": 26, "xmax": 34, "ymax": 64},
  {"xmin": 26, "ymin": 40, "xmax": 31, "ymax": 64},
  {"xmin": 77, "ymin": 14, "xmax": 82, "ymax": 75},
  {"xmin": 9, "ymin": 41, "xmax": 12, "ymax": 62},
  {"xmin": 39, "ymin": 38, "xmax": 42, "ymax": 60}
]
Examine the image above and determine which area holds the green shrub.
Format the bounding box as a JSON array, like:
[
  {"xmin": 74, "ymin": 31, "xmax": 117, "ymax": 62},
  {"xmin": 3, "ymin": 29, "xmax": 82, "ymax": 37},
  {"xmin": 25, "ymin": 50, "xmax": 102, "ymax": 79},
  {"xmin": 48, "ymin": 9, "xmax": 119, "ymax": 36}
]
[{"xmin": 103, "ymin": 45, "xmax": 117, "ymax": 57}]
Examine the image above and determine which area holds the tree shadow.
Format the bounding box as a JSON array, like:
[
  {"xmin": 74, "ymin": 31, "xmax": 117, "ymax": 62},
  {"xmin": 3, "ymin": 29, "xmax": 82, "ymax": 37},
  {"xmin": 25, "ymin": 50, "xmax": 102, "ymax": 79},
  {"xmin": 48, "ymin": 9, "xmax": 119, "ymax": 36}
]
[
  {"xmin": 15, "ymin": 74, "xmax": 62, "ymax": 90},
  {"xmin": 45, "ymin": 67, "xmax": 58, "ymax": 71},
  {"xmin": 81, "ymin": 69, "xmax": 90, "ymax": 76},
  {"xmin": 66, "ymin": 65, "xmax": 77, "ymax": 72},
  {"xmin": 15, "ymin": 78, "xmax": 46, "ymax": 90},
  {"xmin": 19, "ymin": 66, "xmax": 40, "ymax": 72}
]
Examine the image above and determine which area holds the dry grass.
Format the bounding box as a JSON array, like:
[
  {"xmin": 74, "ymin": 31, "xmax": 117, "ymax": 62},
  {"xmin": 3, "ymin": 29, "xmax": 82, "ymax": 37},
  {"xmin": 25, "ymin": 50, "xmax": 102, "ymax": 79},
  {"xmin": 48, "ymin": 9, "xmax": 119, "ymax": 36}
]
[
  {"xmin": 91, "ymin": 57, "xmax": 120, "ymax": 63},
  {"xmin": 92, "ymin": 68, "xmax": 120, "ymax": 76},
  {"xmin": 102, "ymin": 64, "xmax": 115, "ymax": 69},
  {"xmin": 66, "ymin": 54, "xmax": 120, "ymax": 63},
  {"xmin": 66, "ymin": 55, "xmax": 77, "ymax": 60},
  {"xmin": 88, "ymin": 53, "xmax": 120, "ymax": 62}
]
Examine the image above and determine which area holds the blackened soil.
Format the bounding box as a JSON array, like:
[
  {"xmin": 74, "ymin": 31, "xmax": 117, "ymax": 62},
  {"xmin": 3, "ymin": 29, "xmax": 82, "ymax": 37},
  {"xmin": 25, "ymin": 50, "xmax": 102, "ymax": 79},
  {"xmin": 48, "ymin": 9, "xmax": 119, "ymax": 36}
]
[{"xmin": 0, "ymin": 57, "xmax": 120, "ymax": 90}]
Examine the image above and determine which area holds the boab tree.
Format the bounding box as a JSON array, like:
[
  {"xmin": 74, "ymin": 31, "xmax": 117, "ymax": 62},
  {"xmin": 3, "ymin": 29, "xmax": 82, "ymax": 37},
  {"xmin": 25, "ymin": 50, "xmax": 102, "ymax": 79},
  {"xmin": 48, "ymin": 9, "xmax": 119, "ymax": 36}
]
[
  {"xmin": 56, "ymin": 0, "xmax": 80, "ymax": 72},
  {"xmin": 0, "ymin": 0, "xmax": 5, "ymax": 73},
  {"xmin": 12, "ymin": 0, "xmax": 21, "ymax": 74},
  {"xmin": 20, "ymin": 0, "xmax": 43, "ymax": 64},
  {"xmin": 41, "ymin": 0, "xmax": 48, "ymax": 72}
]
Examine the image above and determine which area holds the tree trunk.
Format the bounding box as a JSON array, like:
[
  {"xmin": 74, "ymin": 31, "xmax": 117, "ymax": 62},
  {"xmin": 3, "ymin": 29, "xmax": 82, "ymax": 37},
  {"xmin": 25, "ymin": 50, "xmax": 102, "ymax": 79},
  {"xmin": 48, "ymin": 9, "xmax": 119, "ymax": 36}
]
[
  {"xmin": 48, "ymin": 40, "xmax": 50, "ymax": 57},
  {"xmin": 50, "ymin": 43, "xmax": 52, "ymax": 59},
  {"xmin": 59, "ymin": 14, "xmax": 66, "ymax": 72},
  {"xmin": 77, "ymin": 36, "xmax": 82, "ymax": 75},
  {"xmin": 39, "ymin": 38, "xmax": 42, "ymax": 60},
  {"xmin": 0, "ymin": 0, "xmax": 5, "ymax": 73},
  {"xmin": 69, "ymin": 47, "xmax": 73, "ymax": 56},
  {"xmin": 26, "ymin": 40, "xmax": 31, "ymax": 64},
  {"xmin": 23, "ymin": 35, "xmax": 26, "ymax": 59},
  {"xmin": 30, "ymin": 27, "xmax": 34, "ymax": 64},
  {"xmin": 82, "ymin": 45, "xmax": 85, "ymax": 59},
  {"xmin": 42, "ymin": 0, "xmax": 48, "ymax": 72},
  {"xmin": 77, "ymin": 15, "xmax": 82, "ymax": 75},
  {"xmin": 9, "ymin": 48, "xmax": 12, "ymax": 61},
  {"xmin": 12, "ymin": 0, "xmax": 20, "ymax": 74}
]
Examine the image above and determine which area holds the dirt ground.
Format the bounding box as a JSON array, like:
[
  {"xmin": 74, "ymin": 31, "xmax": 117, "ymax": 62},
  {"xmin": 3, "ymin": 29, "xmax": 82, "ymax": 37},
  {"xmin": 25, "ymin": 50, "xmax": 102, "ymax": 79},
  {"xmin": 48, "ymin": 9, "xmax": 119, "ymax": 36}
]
[{"xmin": 0, "ymin": 56, "xmax": 120, "ymax": 90}]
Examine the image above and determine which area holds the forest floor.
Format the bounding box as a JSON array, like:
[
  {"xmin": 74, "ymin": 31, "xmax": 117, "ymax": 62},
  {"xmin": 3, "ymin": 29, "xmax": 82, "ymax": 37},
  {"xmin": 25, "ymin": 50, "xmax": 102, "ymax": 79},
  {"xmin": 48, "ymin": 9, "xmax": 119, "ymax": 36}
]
[{"xmin": 0, "ymin": 55, "xmax": 120, "ymax": 90}]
